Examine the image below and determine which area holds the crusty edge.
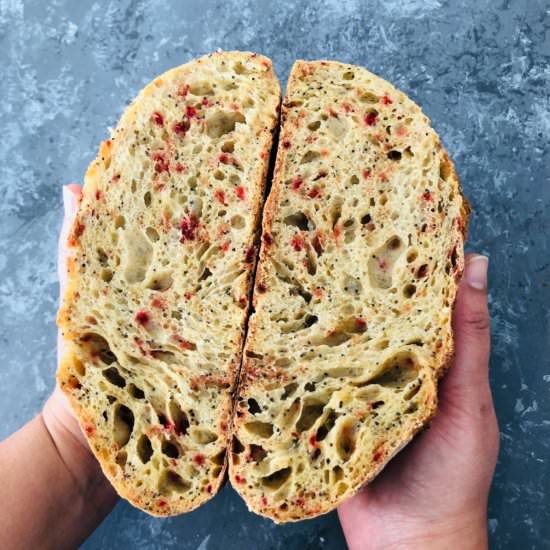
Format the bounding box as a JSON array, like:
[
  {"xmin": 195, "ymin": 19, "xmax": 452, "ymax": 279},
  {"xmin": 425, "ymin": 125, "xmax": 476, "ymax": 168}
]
[
  {"xmin": 57, "ymin": 51, "xmax": 281, "ymax": 516},
  {"xmin": 230, "ymin": 59, "xmax": 471, "ymax": 523}
]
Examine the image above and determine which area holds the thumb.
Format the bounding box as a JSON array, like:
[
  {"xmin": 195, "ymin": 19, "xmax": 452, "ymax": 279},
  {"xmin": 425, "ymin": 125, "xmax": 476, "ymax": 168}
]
[{"xmin": 442, "ymin": 254, "xmax": 490, "ymax": 402}]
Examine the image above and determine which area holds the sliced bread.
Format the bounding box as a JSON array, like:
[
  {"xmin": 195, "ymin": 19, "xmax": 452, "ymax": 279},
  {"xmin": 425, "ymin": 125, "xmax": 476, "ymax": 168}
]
[
  {"xmin": 229, "ymin": 60, "xmax": 469, "ymax": 522},
  {"xmin": 57, "ymin": 51, "xmax": 280, "ymax": 515}
]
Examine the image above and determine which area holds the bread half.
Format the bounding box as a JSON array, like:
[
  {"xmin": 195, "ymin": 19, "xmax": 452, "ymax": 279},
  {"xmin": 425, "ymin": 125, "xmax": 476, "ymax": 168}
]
[
  {"xmin": 229, "ymin": 60, "xmax": 469, "ymax": 522},
  {"xmin": 57, "ymin": 51, "xmax": 280, "ymax": 515}
]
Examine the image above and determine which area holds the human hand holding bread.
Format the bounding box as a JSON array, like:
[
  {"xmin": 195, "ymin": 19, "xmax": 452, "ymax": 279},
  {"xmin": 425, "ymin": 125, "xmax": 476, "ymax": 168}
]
[{"xmin": 0, "ymin": 52, "xmax": 498, "ymax": 549}]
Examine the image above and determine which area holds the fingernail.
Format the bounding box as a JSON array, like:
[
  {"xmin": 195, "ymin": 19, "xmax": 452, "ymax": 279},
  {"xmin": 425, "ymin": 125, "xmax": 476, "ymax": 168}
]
[{"xmin": 466, "ymin": 255, "xmax": 488, "ymax": 290}]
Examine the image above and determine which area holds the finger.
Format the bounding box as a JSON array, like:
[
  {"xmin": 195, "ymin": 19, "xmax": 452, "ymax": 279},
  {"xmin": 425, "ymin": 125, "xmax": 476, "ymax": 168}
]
[
  {"xmin": 442, "ymin": 254, "xmax": 490, "ymax": 401},
  {"xmin": 57, "ymin": 184, "xmax": 82, "ymax": 296},
  {"xmin": 57, "ymin": 184, "xmax": 82, "ymax": 367}
]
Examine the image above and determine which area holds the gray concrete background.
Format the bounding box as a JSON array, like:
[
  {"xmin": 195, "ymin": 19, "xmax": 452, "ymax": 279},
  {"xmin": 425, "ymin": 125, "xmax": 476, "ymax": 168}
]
[{"xmin": 1, "ymin": 0, "xmax": 549, "ymax": 548}]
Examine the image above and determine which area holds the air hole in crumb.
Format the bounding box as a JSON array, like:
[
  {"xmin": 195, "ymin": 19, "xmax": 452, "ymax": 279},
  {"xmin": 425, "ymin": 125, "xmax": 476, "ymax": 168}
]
[
  {"xmin": 284, "ymin": 212, "xmax": 310, "ymax": 231},
  {"xmin": 128, "ymin": 383, "xmax": 145, "ymax": 399},
  {"xmin": 335, "ymin": 422, "xmax": 356, "ymax": 462},
  {"xmin": 137, "ymin": 434, "xmax": 153, "ymax": 463},
  {"xmin": 301, "ymin": 150, "xmax": 320, "ymax": 164},
  {"xmin": 146, "ymin": 272, "xmax": 173, "ymax": 291},
  {"xmin": 404, "ymin": 381, "xmax": 422, "ymax": 400},
  {"xmin": 249, "ymin": 444, "xmax": 267, "ymax": 463},
  {"xmin": 316, "ymin": 410, "xmax": 337, "ymax": 442},
  {"xmin": 214, "ymin": 169, "xmax": 225, "ymax": 180},
  {"xmin": 387, "ymin": 150, "xmax": 402, "ymax": 161},
  {"xmin": 191, "ymin": 428, "xmax": 218, "ymax": 444},
  {"xmin": 162, "ymin": 440, "xmax": 180, "ymax": 458},
  {"xmin": 282, "ymin": 383, "xmax": 298, "ymax": 400},
  {"xmin": 342, "ymin": 71, "xmax": 355, "ymax": 80},
  {"xmin": 248, "ymin": 398, "xmax": 261, "ymax": 415},
  {"xmin": 403, "ymin": 284, "xmax": 417, "ymax": 298},
  {"xmin": 406, "ymin": 250, "xmax": 418, "ymax": 263},
  {"xmin": 159, "ymin": 470, "xmax": 190, "ymax": 495},
  {"xmin": 350, "ymin": 175, "xmax": 359, "ymax": 185},
  {"xmin": 360, "ymin": 213, "xmax": 372, "ymax": 225},
  {"xmin": 206, "ymin": 110, "xmax": 246, "ymax": 139},
  {"xmin": 261, "ymin": 467, "xmax": 291, "ymax": 491},
  {"xmin": 296, "ymin": 403, "xmax": 324, "ymax": 432},
  {"xmin": 244, "ymin": 421, "xmax": 273, "ymax": 438},
  {"xmin": 231, "ymin": 215, "xmax": 245, "ymax": 229},
  {"xmin": 221, "ymin": 140, "xmax": 235, "ymax": 153},
  {"xmin": 115, "ymin": 215, "xmax": 126, "ymax": 229},
  {"xmin": 168, "ymin": 401, "xmax": 189, "ymax": 436},
  {"xmin": 102, "ymin": 367, "xmax": 126, "ymax": 388},
  {"xmin": 440, "ymin": 160, "xmax": 451, "ymax": 181},
  {"xmin": 115, "ymin": 451, "xmax": 127, "ymax": 467},
  {"xmin": 308, "ymin": 120, "xmax": 321, "ymax": 131},
  {"xmin": 333, "ymin": 465, "xmax": 344, "ymax": 481},
  {"xmin": 143, "ymin": 191, "xmax": 152, "ymax": 207},
  {"xmin": 145, "ymin": 227, "xmax": 160, "ymax": 242},
  {"xmin": 189, "ymin": 81, "xmax": 214, "ymax": 95},
  {"xmin": 113, "ymin": 404, "xmax": 134, "ymax": 447},
  {"xmin": 369, "ymin": 352, "xmax": 419, "ymax": 389},
  {"xmin": 233, "ymin": 437, "xmax": 245, "ymax": 454},
  {"xmin": 101, "ymin": 269, "xmax": 113, "ymax": 283}
]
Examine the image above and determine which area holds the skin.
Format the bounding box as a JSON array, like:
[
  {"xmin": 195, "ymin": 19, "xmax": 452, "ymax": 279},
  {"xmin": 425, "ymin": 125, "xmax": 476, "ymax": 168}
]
[{"xmin": 0, "ymin": 185, "xmax": 498, "ymax": 549}]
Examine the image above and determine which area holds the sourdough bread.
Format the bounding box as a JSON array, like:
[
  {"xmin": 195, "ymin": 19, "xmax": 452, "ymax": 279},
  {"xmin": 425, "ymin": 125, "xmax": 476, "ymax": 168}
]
[
  {"xmin": 229, "ymin": 60, "xmax": 469, "ymax": 522},
  {"xmin": 57, "ymin": 51, "xmax": 280, "ymax": 515}
]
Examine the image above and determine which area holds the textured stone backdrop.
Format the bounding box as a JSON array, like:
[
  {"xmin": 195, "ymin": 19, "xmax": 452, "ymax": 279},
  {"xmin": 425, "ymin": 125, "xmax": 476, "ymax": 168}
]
[{"xmin": 1, "ymin": 0, "xmax": 549, "ymax": 548}]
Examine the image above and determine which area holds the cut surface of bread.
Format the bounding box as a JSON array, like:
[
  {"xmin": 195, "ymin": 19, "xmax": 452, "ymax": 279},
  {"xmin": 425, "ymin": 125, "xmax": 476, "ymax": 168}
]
[
  {"xmin": 229, "ymin": 60, "xmax": 469, "ymax": 522},
  {"xmin": 57, "ymin": 51, "xmax": 280, "ymax": 515}
]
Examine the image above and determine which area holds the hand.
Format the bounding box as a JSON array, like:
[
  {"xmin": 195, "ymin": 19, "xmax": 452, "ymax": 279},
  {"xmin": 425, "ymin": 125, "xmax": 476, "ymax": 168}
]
[{"xmin": 338, "ymin": 254, "xmax": 499, "ymax": 550}]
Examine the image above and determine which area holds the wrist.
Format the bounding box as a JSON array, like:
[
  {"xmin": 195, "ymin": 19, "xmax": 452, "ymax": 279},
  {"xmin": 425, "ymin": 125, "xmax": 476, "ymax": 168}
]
[{"xmin": 373, "ymin": 510, "xmax": 487, "ymax": 550}]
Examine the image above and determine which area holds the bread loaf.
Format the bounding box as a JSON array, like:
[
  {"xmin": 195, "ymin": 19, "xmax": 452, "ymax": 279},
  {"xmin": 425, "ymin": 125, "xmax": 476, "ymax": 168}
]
[
  {"xmin": 229, "ymin": 60, "xmax": 469, "ymax": 522},
  {"xmin": 57, "ymin": 51, "xmax": 280, "ymax": 515}
]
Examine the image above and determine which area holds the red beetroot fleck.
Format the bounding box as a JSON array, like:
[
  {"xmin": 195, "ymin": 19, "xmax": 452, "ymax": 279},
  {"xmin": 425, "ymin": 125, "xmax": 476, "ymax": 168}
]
[
  {"xmin": 263, "ymin": 233, "xmax": 273, "ymax": 246},
  {"xmin": 111, "ymin": 173, "xmax": 121, "ymax": 182},
  {"xmin": 356, "ymin": 317, "xmax": 367, "ymax": 329},
  {"xmin": 342, "ymin": 101, "xmax": 353, "ymax": 113},
  {"xmin": 84, "ymin": 424, "xmax": 94, "ymax": 435},
  {"xmin": 282, "ymin": 140, "xmax": 291, "ymax": 149},
  {"xmin": 309, "ymin": 434, "xmax": 318, "ymax": 447},
  {"xmin": 184, "ymin": 291, "xmax": 193, "ymax": 300},
  {"xmin": 158, "ymin": 499, "xmax": 168, "ymax": 508},
  {"xmin": 235, "ymin": 186, "xmax": 246, "ymax": 200},
  {"xmin": 152, "ymin": 111, "xmax": 164, "ymax": 126},
  {"xmin": 308, "ymin": 187, "xmax": 321, "ymax": 199},
  {"xmin": 193, "ymin": 453, "xmax": 206, "ymax": 466},
  {"xmin": 245, "ymin": 246, "xmax": 255, "ymax": 263},
  {"xmin": 135, "ymin": 310, "xmax": 149, "ymax": 325},
  {"xmin": 180, "ymin": 215, "xmax": 199, "ymax": 242},
  {"xmin": 234, "ymin": 474, "xmax": 246, "ymax": 484},
  {"xmin": 73, "ymin": 220, "xmax": 85, "ymax": 239},
  {"xmin": 378, "ymin": 258, "xmax": 388, "ymax": 271},
  {"xmin": 362, "ymin": 169, "xmax": 371, "ymax": 179},
  {"xmin": 381, "ymin": 95, "xmax": 393, "ymax": 105},
  {"xmin": 175, "ymin": 163, "xmax": 186, "ymax": 173},
  {"xmin": 178, "ymin": 84, "xmax": 190, "ymax": 97},
  {"xmin": 95, "ymin": 190, "xmax": 102, "ymax": 200},
  {"xmin": 259, "ymin": 150, "xmax": 267, "ymax": 160},
  {"xmin": 205, "ymin": 484, "xmax": 213, "ymax": 494},
  {"xmin": 219, "ymin": 153, "xmax": 232, "ymax": 165},
  {"xmin": 220, "ymin": 240, "xmax": 231, "ymax": 252},
  {"xmin": 173, "ymin": 121, "xmax": 189, "ymax": 136},
  {"xmin": 292, "ymin": 176, "xmax": 303, "ymax": 190},
  {"xmin": 422, "ymin": 189, "xmax": 433, "ymax": 201},
  {"xmin": 152, "ymin": 152, "xmax": 170, "ymax": 173},
  {"xmin": 186, "ymin": 105, "xmax": 197, "ymax": 118},
  {"xmin": 151, "ymin": 297, "xmax": 163, "ymax": 309},
  {"xmin": 379, "ymin": 172, "xmax": 388, "ymax": 183},
  {"xmin": 364, "ymin": 111, "xmax": 378, "ymax": 126},
  {"xmin": 257, "ymin": 282, "xmax": 267, "ymax": 293},
  {"xmin": 373, "ymin": 450, "xmax": 384, "ymax": 461},
  {"xmin": 261, "ymin": 496, "xmax": 268, "ymax": 507},
  {"xmin": 202, "ymin": 97, "xmax": 210, "ymax": 107},
  {"xmin": 238, "ymin": 295, "xmax": 247, "ymax": 308},
  {"xmin": 176, "ymin": 338, "xmax": 195, "ymax": 350},
  {"xmin": 214, "ymin": 189, "xmax": 227, "ymax": 205},
  {"xmin": 313, "ymin": 287, "xmax": 323, "ymax": 298},
  {"xmin": 291, "ymin": 236, "xmax": 304, "ymax": 252}
]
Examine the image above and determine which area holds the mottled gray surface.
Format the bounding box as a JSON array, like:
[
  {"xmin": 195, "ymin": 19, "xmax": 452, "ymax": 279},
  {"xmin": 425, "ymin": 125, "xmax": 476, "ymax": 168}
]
[{"xmin": 1, "ymin": 0, "xmax": 549, "ymax": 548}]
